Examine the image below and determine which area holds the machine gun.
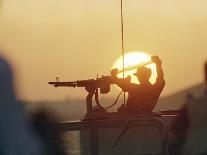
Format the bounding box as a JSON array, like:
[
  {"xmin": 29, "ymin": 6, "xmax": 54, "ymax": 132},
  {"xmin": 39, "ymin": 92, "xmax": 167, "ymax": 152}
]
[
  {"xmin": 49, "ymin": 75, "xmax": 130, "ymax": 114},
  {"xmin": 49, "ymin": 61, "xmax": 152, "ymax": 115},
  {"xmin": 49, "ymin": 76, "xmax": 112, "ymax": 93}
]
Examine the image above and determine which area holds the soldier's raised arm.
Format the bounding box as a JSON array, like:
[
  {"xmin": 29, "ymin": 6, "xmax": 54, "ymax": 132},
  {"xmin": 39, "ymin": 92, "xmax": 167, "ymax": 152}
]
[
  {"xmin": 151, "ymin": 56, "xmax": 165, "ymax": 89},
  {"xmin": 111, "ymin": 69, "xmax": 132, "ymax": 92}
]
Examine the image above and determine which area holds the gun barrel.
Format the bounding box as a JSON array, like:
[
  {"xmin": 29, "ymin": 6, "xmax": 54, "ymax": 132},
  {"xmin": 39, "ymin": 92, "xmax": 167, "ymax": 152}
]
[
  {"xmin": 48, "ymin": 82, "xmax": 77, "ymax": 87},
  {"xmin": 49, "ymin": 76, "xmax": 119, "ymax": 94}
]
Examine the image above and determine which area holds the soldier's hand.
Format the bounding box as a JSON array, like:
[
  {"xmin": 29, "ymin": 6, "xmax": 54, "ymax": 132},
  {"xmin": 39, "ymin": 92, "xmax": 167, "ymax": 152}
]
[
  {"xmin": 111, "ymin": 68, "xmax": 118, "ymax": 78},
  {"xmin": 151, "ymin": 55, "xmax": 162, "ymax": 65}
]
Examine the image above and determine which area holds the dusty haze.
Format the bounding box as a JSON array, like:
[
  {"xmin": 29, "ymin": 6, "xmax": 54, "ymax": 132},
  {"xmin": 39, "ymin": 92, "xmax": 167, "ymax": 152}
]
[{"xmin": 0, "ymin": 0, "xmax": 206, "ymax": 102}]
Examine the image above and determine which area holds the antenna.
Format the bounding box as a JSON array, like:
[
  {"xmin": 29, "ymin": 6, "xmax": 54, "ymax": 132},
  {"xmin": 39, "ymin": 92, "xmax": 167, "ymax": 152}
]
[{"xmin": 121, "ymin": 0, "xmax": 126, "ymax": 105}]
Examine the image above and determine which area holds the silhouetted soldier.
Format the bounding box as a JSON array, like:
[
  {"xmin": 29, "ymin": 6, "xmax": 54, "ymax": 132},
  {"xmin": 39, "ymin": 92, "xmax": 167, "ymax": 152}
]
[{"xmin": 111, "ymin": 56, "xmax": 165, "ymax": 114}]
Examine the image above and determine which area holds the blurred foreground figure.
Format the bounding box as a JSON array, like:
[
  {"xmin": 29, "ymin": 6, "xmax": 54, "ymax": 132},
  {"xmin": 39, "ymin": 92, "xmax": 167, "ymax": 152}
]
[
  {"xmin": 111, "ymin": 56, "xmax": 165, "ymax": 114},
  {"xmin": 170, "ymin": 93, "xmax": 207, "ymax": 155},
  {"xmin": 31, "ymin": 109, "xmax": 67, "ymax": 155},
  {"xmin": 0, "ymin": 57, "xmax": 41, "ymax": 155},
  {"xmin": 169, "ymin": 62, "xmax": 207, "ymax": 155},
  {"xmin": 182, "ymin": 92, "xmax": 207, "ymax": 155},
  {"xmin": 169, "ymin": 105, "xmax": 189, "ymax": 155}
]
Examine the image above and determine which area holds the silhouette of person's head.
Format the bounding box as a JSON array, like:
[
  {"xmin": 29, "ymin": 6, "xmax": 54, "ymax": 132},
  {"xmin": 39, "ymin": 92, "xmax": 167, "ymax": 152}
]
[{"xmin": 134, "ymin": 66, "xmax": 152, "ymax": 84}]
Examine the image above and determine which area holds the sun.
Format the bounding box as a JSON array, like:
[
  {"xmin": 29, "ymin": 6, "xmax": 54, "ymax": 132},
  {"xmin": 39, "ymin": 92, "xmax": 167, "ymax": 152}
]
[{"xmin": 112, "ymin": 51, "xmax": 157, "ymax": 84}]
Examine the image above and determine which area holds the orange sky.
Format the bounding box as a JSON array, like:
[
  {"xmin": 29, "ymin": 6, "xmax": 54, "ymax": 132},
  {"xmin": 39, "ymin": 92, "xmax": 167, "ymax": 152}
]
[{"xmin": 0, "ymin": 0, "xmax": 207, "ymax": 101}]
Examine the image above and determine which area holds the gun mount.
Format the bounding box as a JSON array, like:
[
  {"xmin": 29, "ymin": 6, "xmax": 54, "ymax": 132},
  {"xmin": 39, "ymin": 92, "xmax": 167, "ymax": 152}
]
[{"xmin": 49, "ymin": 75, "xmax": 131, "ymax": 115}]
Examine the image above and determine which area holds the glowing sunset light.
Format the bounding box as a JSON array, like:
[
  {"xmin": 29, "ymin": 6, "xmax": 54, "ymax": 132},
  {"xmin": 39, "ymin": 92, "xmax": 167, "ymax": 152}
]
[{"xmin": 112, "ymin": 51, "xmax": 157, "ymax": 84}]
